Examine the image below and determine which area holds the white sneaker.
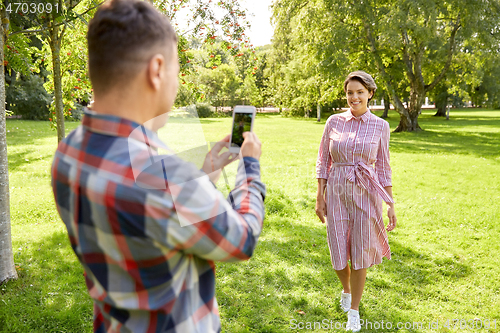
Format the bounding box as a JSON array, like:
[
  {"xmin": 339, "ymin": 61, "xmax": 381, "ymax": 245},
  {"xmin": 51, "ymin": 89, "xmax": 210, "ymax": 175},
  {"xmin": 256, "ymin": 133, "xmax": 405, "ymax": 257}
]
[
  {"xmin": 340, "ymin": 292, "xmax": 351, "ymax": 313},
  {"xmin": 346, "ymin": 309, "xmax": 361, "ymax": 332}
]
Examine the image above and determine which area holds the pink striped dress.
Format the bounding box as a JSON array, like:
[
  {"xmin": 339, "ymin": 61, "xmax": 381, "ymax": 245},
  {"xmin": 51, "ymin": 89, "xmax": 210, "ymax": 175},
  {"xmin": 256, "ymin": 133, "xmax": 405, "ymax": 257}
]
[{"xmin": 316, "ymin": 109, "xmax": 394, "ymax": 270}]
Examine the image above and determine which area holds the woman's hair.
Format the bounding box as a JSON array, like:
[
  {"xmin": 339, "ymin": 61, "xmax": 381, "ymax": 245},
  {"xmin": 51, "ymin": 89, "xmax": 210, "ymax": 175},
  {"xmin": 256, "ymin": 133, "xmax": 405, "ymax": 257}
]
[{"xmin": 343, "ymin": 71, "xmax": 377, "ymax": 103}]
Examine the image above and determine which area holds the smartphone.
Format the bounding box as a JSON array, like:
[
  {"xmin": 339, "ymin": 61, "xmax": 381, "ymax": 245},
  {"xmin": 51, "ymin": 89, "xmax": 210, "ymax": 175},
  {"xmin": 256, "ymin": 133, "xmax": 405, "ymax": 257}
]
[{"xmin": 229, "ymin": 106, "xmax": 256, "ymax": 153}]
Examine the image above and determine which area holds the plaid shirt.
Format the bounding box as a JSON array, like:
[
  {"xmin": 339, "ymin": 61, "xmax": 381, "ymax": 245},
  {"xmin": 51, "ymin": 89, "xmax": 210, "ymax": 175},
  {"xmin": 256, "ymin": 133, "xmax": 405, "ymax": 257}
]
[{"xmin": 51, "ymin": 110, "xmax": 266, "ymax": 333}]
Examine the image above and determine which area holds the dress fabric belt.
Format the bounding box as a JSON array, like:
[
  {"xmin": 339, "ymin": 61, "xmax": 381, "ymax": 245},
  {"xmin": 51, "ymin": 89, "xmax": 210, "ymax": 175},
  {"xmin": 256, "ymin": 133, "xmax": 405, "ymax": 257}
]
[{"xmin": 331, "ymin": 162, "xmax": 394, "ymax": 203}]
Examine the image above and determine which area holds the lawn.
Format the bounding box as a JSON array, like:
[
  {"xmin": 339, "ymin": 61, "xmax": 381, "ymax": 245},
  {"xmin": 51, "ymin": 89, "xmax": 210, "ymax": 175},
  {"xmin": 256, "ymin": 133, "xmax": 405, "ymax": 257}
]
[{"xmin": 1, "ymin": 109, "xmax": 499, "ymax": 332}]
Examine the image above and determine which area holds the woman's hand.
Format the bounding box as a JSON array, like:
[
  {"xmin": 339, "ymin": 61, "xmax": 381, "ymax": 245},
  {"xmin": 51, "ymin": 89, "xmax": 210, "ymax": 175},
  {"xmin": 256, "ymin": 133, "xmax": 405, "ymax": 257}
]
[
  {"xmin": 315, "ymin": 196, "xmax": 327, "ymax": 224},
  {"xmin": 386, "ymin": 204, "xmax": 397, "ymax": 231}
]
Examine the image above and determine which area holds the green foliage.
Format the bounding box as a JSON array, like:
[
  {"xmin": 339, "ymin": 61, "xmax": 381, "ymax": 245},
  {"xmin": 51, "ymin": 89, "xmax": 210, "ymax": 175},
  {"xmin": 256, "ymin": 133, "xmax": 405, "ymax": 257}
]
[
  {"xmin": 4, "ymin": 33, "xmax": 53, "ymax": 121},
  {"xmin": 6, "ymin": 74, "xmax": 52, "ymax": 120},
  {"xmin": 164, "ymin": 0, "xmax": 259, "ymax": 107},
  {"xmin": 36, "ymin": 6, "xmax": 93, "ymax": 128},
  {"xmin": 4, "ymin": 34, "xmax": 38, "ymax": 76},
  {"xmin": 3, "ymin": 0, "xmax": 252, "ymax": 132},
  {"xmin": 177, "ymin": 40, "xmax": 263, "ymax": 109},
  {"xmin": 198, "ymin": 63, "xmax": 242, "ymax": 107},
  {"xmin": 469, "ymin": 52, "xmax": 500, "ymax": 109},
  {"xmin": 253, "ymin": 45, "xmax": 272, "ymax": 106}
]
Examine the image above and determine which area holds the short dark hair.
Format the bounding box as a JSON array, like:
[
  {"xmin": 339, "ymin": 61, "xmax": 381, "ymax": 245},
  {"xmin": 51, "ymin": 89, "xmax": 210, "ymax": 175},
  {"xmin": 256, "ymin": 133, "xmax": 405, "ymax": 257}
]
[
  {"xmin": 343, "ymin": 70, "xmax": 377, "ymax": 104},
  {"xmin": 87, "ymin": 0, "xmax": 178, "ymax": 94}
]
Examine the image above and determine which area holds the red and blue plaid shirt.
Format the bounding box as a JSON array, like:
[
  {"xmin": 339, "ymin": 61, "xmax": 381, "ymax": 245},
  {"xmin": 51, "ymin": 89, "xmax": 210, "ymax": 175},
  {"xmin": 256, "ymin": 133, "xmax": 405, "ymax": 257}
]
[{"xmin": 51, "ymin": 109, "xmax": 266, "ymax": 333}]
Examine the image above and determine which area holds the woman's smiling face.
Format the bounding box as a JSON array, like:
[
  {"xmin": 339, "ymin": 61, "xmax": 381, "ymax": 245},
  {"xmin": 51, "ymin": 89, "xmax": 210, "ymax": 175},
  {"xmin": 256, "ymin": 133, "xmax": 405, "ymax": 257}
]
[{"xmin": 346, "ymin": 80, "xmax": 373, "ymax": 114}]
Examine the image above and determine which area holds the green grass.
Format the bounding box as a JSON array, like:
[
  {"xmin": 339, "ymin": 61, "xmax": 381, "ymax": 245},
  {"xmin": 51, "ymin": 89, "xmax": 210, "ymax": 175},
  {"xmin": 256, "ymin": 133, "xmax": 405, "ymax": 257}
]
[{"xmin": 1, "ymin": 109, "xmax": 500, "ymax": 332}]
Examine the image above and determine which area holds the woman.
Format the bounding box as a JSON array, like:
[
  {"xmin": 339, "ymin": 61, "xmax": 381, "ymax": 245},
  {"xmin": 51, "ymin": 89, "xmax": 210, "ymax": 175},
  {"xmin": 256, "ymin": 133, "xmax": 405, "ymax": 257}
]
[{"xmin": 315, "ymin": 71, "xmax": 397, "ymax": 332}]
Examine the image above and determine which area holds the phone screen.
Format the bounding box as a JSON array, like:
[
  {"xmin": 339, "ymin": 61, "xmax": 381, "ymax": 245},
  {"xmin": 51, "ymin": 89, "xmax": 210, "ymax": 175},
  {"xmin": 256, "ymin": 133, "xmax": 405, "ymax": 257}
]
[{"xmin": 230, "ymin": 112, "xmax": 254, "ymax": 149}]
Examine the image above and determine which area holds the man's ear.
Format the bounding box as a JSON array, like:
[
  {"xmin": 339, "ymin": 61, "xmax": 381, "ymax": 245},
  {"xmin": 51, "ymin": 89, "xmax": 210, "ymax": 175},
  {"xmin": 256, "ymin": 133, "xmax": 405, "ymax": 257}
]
[{"xmin": 147, "ymin": 54, "xmax": 165, "ymax": 91}]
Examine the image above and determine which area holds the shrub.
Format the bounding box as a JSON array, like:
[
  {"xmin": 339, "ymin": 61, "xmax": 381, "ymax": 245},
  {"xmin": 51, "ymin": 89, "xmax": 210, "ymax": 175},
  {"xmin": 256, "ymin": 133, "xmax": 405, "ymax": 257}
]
[
  {"xmin": 6, "ymin": 74, "xmax": 52, "ymax": 120},
  {"xmin": 185, "ymin": 103, "xmax": 213, "ymax": 118},
  {"xmin": 282, "ymin": 107, "xmax": 306, "ymax": 117},
  {"xmin": 196, "ymin": 103, "xmax": 213, "ymax": 118},
  {"xmin": 211, "ymin": 109, "xmax": 232, "ymax": 118}
]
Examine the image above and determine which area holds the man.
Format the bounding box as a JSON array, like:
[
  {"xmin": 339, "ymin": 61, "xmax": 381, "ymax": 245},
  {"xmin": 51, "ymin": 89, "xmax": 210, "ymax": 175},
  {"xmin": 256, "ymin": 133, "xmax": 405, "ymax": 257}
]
[{"xmin": 50, "ymin": 0, "xmax": 265, "ymax": 332}]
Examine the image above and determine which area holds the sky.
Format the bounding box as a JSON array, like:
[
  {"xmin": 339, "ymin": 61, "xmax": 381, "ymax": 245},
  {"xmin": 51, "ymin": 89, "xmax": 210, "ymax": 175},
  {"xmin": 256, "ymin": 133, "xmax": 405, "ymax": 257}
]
[{"xmin": 241, "ymin": 0, "xmax": 274, "ymax": 46}]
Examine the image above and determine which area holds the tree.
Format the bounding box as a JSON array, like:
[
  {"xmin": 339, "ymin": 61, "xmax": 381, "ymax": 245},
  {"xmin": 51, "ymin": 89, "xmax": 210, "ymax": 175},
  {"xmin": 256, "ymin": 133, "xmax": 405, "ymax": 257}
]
[
  {"xmin": 198, "ymin": 63, "xmax": 241, "ymax": 108},
  {"xmin": 468, "ymin": 50, "xmax": 500, "ymax": 109},
  {"xmin": 272, "ymin": 0, "xmax": 500, "ymax": 131},
  {"xmin": 161, "ymin": 0, "xmax": 256, "ymax": 100},
  {"xmin": 253, "ymin": 45, "xmax": 272, "ymax": 107},
  {"xmin": 5, "ymin": 0, "xmax": 98, "ymax": 142},
  {"xmin": 174, "ymin": 35, "xmax": 261, "ymax": 110},
  {"xmin": 0, "ymin": 3, "xmax": 17, "ymax": 284},
  {"xmin": 40, "ymin": 15, "xmax": 92, "ymax": 125}
]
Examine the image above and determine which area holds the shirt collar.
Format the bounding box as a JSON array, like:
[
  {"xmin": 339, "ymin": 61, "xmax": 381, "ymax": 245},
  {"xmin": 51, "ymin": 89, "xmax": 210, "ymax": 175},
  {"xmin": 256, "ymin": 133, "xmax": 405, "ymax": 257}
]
[
  {"xmin": 81, "ymin": 108, "xmax": 168, "ymax": 150},
  {"xmin": 344, "ymin": 108, "xmax": 371, "ymax": 122}
]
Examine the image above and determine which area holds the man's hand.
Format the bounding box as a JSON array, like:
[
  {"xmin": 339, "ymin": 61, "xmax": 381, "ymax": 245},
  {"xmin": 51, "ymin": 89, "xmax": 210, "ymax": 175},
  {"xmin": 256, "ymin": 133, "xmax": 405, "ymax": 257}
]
[
  {"xmin": 241, "ymin": 132, "xmax": 262, "ymax": 160},
  {"xmin": 202, "ymin": 135, "xmax": 237, "ymax": 184}
]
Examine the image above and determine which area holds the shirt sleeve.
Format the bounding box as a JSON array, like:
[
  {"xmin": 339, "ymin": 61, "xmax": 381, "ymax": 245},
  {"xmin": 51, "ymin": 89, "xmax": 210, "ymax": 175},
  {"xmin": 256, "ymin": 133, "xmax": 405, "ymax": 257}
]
[
  {"xmin": 146, "ymin": 156, "xmax": 266, "ymax": 263},
  {"xmin": 375, "ymin": 121, "xmax": 392, "ymax": 187},
  {"xmin": 316, "ymin": 117, "xmax": 332, "ymax": 179}
]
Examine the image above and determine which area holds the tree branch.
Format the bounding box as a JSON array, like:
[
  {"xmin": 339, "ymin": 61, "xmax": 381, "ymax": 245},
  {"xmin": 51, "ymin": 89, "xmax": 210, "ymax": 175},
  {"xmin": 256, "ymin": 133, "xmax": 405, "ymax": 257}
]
[
  {"xmin": 59, "ymin": 22, "xmax": 66, "ymax": 41},
  {"xmin": 401, "ymin": 30, "xmax": 415, "ymax": 82},
  {"xmin": 9, "ymin": 28, "xmax": 47, "ymax": 36},
  {"xmin": 363, "ymin": 20, "xmax": 406, "ymax": 114},
  {"xmin": 294, "ymin": 1, "xmax": 310, "ymax": 14},
  {"xmin": 425, "ymin": 15, "xmax": 461, "ymax": 92},
  {"xmin": 180, "ymin": 27, "xmax": 196, "ymax": 37},
  {"xmin": 8, "ymin": 1, "xmax": 104, "ymax": 37}
]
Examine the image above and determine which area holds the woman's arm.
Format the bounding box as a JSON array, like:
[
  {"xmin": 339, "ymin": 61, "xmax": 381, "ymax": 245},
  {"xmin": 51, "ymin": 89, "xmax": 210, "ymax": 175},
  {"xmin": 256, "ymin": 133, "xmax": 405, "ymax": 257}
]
[
  {"xmin": 317, "ymin": 178, "xmax": 327, "ymax": 199},
  {"xmin": 375, "ymin": 121, "xmax": 396, "ymax": 231},
  {"xmin": 315, "ymin": 178, "xmax": 327, "ymax": 223},
  {"xmin": 315, "ymin": 117, "xmax": 333, "ymax": 224},
  {"xmin": 316, "ymin": 118, "xmax": 332, "ymax": 180},
  {"xmin": 384, "ymin": 186, "xmax": 397, "ymax": 231},
  {"xmin": 375, "ymin": 121, "xmax": 392, "ymax": 188}
]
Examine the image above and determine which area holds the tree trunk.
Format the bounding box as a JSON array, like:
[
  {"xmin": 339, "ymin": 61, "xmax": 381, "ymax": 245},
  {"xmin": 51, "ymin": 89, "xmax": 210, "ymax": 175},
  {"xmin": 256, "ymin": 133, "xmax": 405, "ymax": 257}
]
[
  {"xmin": 316, "ymin": 86, "xmax": 321, "ymax": 121},
  {"xmin": 434, "ymin": 88, "xmax": 449, "ymax": 116},
  {"xmin": 394, "ymin": 108, "xmax": 421, "ymax": 132},
  {"xmin": 434, "ymin": 96, "xmax": 448, "ymax": 117},
  {"xmin": 395, "ymin": 84, "xmax": 424, "ymax": 132},
  {"xmin": 381, "ymin": 92, "xmax": 389, "ymax": 118},
  {"xmin": 0, "ymin": 10, "xmax": 18, "ymax": 284},
  {"xmin": 49, "ymin": 22, "xmax": 65, "ymax": 143}
]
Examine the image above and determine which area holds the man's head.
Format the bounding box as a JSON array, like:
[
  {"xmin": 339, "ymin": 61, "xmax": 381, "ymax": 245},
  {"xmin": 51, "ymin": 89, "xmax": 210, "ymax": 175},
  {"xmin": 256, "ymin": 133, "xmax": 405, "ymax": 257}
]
[{"xmin": 88, "ymin": 0, "xmax": 179, "ymax": 125}]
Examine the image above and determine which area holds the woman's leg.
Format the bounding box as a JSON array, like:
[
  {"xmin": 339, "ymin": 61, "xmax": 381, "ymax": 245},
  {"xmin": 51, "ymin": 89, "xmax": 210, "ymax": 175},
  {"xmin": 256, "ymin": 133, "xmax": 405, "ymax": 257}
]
[
  {"xmin": 350, "ymin": 267, "xmax": 367, "ymax": 310},
  {"xmin": 335, "ymin": 264, "xmax": 351, "ymax": 293}
]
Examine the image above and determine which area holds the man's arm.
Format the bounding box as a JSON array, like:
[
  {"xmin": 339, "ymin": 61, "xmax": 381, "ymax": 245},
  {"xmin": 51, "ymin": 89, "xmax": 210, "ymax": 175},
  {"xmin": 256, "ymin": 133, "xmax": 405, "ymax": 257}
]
[{"xmin": 147, "ymin": 132, "xmax": 265, "ymax": 262}]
